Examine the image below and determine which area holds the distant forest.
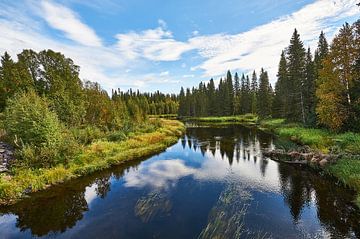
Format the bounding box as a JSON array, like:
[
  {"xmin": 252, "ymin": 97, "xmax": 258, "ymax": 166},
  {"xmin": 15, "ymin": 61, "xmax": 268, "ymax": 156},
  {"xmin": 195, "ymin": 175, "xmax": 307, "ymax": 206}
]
[{"xmin": 178, "ymin": 19, "xmax": 360, "ymax": 132}]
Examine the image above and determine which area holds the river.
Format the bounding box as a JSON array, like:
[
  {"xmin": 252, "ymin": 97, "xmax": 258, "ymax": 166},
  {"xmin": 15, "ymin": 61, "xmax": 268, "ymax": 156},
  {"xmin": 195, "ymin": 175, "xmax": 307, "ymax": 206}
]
[{"xmin": 0, "ymin": 123, "xmax": 359, "ymax": 238}]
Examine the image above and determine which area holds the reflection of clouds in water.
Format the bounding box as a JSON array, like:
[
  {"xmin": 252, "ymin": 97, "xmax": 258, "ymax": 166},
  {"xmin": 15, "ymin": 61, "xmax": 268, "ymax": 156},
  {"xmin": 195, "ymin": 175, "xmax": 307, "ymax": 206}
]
[
  {"xmin": 124, "ymin": 159, "xmax": 195, "ymax": 189},
  {"xmin": 124, "ymin": 148, "xmax": 281, "ymax": 193},
  {"xmin": 84, "ymin": 184, "xmax": 98, "ymax": 205}
]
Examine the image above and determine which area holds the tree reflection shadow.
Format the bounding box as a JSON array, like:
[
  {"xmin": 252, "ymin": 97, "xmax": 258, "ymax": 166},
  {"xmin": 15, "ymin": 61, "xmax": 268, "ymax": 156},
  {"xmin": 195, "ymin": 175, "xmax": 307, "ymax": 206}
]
[
  {"xmin": 0, "ymin": 160, "xmax": 142, "ymax": 237},
  {"xmin": 278, "ymin": 163, "xmax": 360, "ymax": 238}
]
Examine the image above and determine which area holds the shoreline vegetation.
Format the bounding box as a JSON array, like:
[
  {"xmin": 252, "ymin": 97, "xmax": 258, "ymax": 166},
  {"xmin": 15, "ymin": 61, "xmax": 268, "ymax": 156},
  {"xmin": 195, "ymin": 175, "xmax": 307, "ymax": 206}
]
[
  {"xmin": 182, "ymin": 114, "xmax": 360, "ymax": 207},
  {"xmin": 0, "ymin": 119, "xmax": 184, "ymax": 206},
  {"xmin": 259, "ymin": 118, "xmax": 360, "ymax": 207}
]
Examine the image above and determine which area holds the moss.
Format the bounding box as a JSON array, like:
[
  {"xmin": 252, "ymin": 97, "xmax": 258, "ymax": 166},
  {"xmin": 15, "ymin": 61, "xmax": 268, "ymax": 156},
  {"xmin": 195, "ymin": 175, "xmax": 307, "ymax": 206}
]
[{"xmin": 0, "ymin": 119, "xmax": 185, "ymax": 205}]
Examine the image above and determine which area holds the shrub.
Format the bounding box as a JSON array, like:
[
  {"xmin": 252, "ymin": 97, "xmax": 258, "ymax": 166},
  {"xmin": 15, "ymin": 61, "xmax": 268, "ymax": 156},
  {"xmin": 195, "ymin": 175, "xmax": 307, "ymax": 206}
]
[
  {"xmin": 71, "ymin": 126, "xmax": 105, "ymax": 145},
  {"xmin": 4, "ymin": 91, "xmax": 78, "ymax": 168},
  {"xmin": 4, "ymin": 91, "xmax": 63, "ymax": 148},
  {"xmin": 107, "ymin": 131, "xmax": 127, "ymax": 142}
]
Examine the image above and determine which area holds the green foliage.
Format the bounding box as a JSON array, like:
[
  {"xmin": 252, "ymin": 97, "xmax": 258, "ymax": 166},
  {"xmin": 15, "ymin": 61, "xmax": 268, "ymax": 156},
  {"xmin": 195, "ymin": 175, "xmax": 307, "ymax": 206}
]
[
  {"xmin": 334, "ymin": 132, "xmax": 360, "ymax": 154},
  {"xmin": 107, "ymin": 131, "xmax": 127, "ymax": 142},
  {"xmin": 71, "ymin": 126, "xmax": 105, "ymax": 145},
  {"xmin": 4, "ymin": 91, "xmax": 63, "ymax": 148},
  {"xmin": 0, "ymin": 119, "xmax": 185, "ymax": 205},
  {"xmin": 326, "ymin": 158, "xmax": 360, "ymax": 206}
]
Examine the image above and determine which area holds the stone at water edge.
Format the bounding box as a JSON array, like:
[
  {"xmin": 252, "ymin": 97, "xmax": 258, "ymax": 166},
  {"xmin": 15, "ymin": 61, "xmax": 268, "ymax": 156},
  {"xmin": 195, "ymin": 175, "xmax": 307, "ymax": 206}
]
[{"xmin": 319, "ymin": 159, "xmax": 328, "ymax": 167}]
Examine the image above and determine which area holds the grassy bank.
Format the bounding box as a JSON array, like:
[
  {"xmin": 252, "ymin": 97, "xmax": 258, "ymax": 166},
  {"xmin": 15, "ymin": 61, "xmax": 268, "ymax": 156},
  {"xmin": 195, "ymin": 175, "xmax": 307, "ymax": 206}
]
[
  {"xmin": 0, "ymin": 119, "xmax": 185, "ymax": 205},
  {"xmin": 182, "ymin": 114, "xmax": 258, "ymax": 125},
  {"xmin": 260, "ymin": 118, "xmax": 360, "ymax": 206}
]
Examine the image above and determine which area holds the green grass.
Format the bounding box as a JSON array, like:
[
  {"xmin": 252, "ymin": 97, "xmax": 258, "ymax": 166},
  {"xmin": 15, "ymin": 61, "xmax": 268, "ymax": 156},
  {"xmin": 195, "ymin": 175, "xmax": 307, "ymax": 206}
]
[
  {"xmin": 260, "ymin": 118, "xmax": 360, "ymax": 154},
  {"xmin": 326, "ymin": 158, "xmax": 360, "ymax": 206},
  {"xmin": 260, "ymin": 118, "xmax": 360, "ymax": 206},
  {"xmin": 186, "ymin": 114, "xmax": 258, "ymax": 124},
  {"xmin": 0, "ymin": 119, "xmax": 185, "ymax": 205}
]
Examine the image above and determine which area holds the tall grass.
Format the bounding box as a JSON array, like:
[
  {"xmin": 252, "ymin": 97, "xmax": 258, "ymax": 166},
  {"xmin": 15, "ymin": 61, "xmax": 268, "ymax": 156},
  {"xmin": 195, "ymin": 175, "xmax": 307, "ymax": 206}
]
[
  {"xmin": 260, "ymin": 118, "xmax": 360, "ymax": 207},
  {"xmin": 326, "ymin": 158, "xmax": 360, "ymax": 207},
  {"xmin": 188, "ymin": 114, "xmax": 258, "ymax": 124},
  {"xmin": 0, "ymin": 119, "xmax": 185, "ymax": 205}
]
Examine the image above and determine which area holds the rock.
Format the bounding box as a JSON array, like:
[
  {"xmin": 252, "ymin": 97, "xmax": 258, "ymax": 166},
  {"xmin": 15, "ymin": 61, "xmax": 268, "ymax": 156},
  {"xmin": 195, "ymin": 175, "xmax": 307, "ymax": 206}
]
[
  {"xmin": 310, "ymin": 157, "xmax": 318, "ymax": 163},
  {"xmin": 319, "ymin": 159, "xmax": 328, "ymax": 167},
  {"xmin": 0, "ymin": 165, "xmax": 8, "ymax": 173},
  {"xmin": 288, "ymin": 151, "xmax": 301, "ymax": 160},
  {"xmin": 0, "ymin": 148, "xmax": 5, "ymax": 153},
  {"xmin": 302, "ymin": 153, "xmax": 314, "ymax": 161}
]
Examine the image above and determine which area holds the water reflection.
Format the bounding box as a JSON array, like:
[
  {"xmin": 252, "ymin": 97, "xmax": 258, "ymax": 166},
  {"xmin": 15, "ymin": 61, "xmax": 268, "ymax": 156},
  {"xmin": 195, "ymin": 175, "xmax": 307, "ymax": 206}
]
[{"xmin": 0, "ymin": 124, "xmax": 359, "ymax": 238}]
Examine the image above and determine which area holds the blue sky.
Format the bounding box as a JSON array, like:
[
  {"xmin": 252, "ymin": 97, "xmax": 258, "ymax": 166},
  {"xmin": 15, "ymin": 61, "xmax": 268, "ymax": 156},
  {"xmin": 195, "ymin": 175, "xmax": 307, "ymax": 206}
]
[{"xmin": 0, "ymin": 0, "xmax": 359, "ymax": 93}]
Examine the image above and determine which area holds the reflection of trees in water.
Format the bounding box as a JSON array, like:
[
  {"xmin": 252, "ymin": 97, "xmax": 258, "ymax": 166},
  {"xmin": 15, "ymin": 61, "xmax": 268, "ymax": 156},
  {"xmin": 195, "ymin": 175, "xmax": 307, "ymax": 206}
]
[
  {"xmin": 95, "ymin": 177, "xmax": 111, "ymax": 198},
  {"xmin": 187, "ymin": 125, "xmax": 360, "ymax": 238},
  {"xmin": 278, "ymin": 163, "xmax": 360, "ymax": 238},
  {"xmin": 185, "ymin": 125, "xmax": 273, "ymax": 174},
  {"xmin": 198, "ymin": 183, "xmax": 268, "ymax": 239},
  {"xmin": 1, "ymin": 188, "xmax": 88, "ymax": 237},
  {"xmin": 134, "ymin": 191, "xmax": 172, "ymax": 223},
  {"xmin": 0, "ymin": 160, "xmax": 142, "ymax": 237}
]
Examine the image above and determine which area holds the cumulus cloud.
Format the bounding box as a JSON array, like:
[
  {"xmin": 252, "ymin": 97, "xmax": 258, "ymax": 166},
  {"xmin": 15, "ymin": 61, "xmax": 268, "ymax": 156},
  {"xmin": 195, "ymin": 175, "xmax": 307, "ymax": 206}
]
[
  {"xmin": 188, "ymin": 0, "xmax": 360, "ymax": 80},
  {"xmin": 115, "ymin": 25, "xmax": 193, "ymax": 61},
  {"xmin": 40, "ymin": 0, "xmax": 102, "ymax": 47}
]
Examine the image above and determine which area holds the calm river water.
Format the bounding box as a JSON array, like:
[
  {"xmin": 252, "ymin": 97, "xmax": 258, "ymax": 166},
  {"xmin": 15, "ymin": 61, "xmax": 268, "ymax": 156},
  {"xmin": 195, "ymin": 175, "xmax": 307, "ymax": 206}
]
[{"xmin": 0, "ymin": 124, "xmax": 359, "ymax": 238}]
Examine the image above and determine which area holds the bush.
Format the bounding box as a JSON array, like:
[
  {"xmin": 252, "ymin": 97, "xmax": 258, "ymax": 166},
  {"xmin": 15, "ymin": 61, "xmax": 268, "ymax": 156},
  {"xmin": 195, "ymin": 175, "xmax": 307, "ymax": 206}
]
[
  {"xmin": 4, "ymin": 91, "xmax": 78, "ymax": 168},
  {"xmin": 4, "ymin": 91, "xmax": 63, "ymax": 148},
  {"xmin": 71, "ymin": 126, "xmax": 105, "ymax": 145},
  {"xmin": 107, "ymin": 131, "xmax": 127, "ymax": 142}
]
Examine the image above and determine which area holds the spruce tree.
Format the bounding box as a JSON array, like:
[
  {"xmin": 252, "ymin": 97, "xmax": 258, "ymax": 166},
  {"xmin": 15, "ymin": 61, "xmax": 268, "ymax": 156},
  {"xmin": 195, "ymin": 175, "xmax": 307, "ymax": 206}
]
[
  {"xmin": 286, "ymin": 29, "xmax": 307, "ymax": 122},
  {"xmin": 273, "ymin": 51, "xmax": 288, "ymax": 118},
  {"xmin": 234, "ymin": 73, "xmax": 241, "ymax": 114},
  {"xmin": 250, "ymin": 71, "xmax": 258, "ymax": 114},
  {"xmin": 257, "ymin": 68, "xmax": 272, "ymax": 117},
  {"xmin": 224, "ymin": 70, "xmax": 234, "ymax": 115},
  {"xmin": 304, "ymin": 47, "xmax": 316, "ymax": 125}
]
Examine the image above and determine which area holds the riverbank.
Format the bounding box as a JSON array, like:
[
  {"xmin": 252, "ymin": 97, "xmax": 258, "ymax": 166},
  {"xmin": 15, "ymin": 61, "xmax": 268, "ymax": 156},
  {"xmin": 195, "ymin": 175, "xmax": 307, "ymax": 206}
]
[
  {"xmin": 180, "ymin": 114, "xmax": 258, "ymax": 125},
  {"xmin": 0, "ymin": 119, "xmax": 185, "ymax": 205},
  {"xmin": 260, "ymin": 118, "xmax": 360, "ymax": 206}
]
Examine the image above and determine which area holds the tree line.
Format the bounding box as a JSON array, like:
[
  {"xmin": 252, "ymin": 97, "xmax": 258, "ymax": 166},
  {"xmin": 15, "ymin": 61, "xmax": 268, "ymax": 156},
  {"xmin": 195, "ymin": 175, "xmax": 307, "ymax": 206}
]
[
  {"xmin": 178, "ymin": 68, "xmax": 273, "ymax": 118},
  {"xmin": 178, "ymin": 19, "xmax": 360, "ymax": 132}
]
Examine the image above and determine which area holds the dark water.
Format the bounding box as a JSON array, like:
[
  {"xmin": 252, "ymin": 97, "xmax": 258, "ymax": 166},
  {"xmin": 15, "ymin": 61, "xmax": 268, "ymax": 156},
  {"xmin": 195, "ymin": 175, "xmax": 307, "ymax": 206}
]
[{"xmin": 1, "ymin": 124, "xmax": 360, "ymax": 239}]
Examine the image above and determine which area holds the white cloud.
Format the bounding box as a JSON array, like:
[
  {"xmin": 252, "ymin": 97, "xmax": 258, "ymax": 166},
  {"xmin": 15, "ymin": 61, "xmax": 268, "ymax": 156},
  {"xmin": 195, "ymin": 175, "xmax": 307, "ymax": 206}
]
[
  {"xmin": 187, "ymin": 0, "xmax": 360, "ymax": 81},
  {"xmin": 183, "ymin": 74, "xmax": 195, "ymax": 78},
  {"xmin": 160, "ymin": 71, "xmax": 169, "ymax": 76},
  {"xmin": 40, "ymin": 0, "xmax": 102, "ymax": 47},
  {"xmin": 115, "ymin": 23, "xmax": 193, "ymax": 61}
]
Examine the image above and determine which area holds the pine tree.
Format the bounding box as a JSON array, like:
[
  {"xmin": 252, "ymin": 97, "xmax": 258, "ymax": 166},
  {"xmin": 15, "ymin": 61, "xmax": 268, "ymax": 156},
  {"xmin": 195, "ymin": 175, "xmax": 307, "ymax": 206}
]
[
  {"xmin": 240, "ymin": 74, "xmax": 246, "ymax": 114},
  {"xmin": 314, "ymin": 31, "xmax": 329, "ymax": 74},
  {"xmin": 234, "ymin": 73, "xmax": 241, "ymax": 114},
  {"xmin": 178, "ymin": 87, "xmax": 186, "ymax": 116},
  {"xmin": 244, "ymin": 75, "xmax": 251, "ymax": 113},
  {"xmin": 304, "ymin": 47, "xmax": 316, "ymax": 125},
  {"xmin": 250, "ymin": 71, "xmax": 258, "ymax": 114},
  {"xmin": 257, "ymin": 68, "xmax": 272, "ymax": 117},
  {"xmin": 207, "ymin": 79, "xmax": 217, "ymax": 115},
  {"xmin": 273, "ymin": 51, "xmax": 288, "ymax": 118},
  {"xmin": 286, "ymin": 29, "xmax": 307, "ymax": 122},
  {"xmin": 224, "ymin": 70, "xmax": 234, "ymax": 115}
]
